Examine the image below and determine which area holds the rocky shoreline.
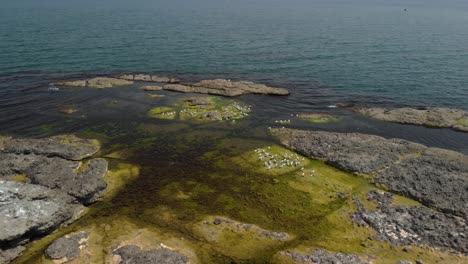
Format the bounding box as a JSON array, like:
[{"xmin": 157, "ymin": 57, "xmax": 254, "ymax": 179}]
[
  {"xmin": 355, "ymin": 107, "xmax": 468, "ymax": 132},
  {"xmin": 0, "ymin": 135, "xmax": 108, "ymax": 263},
  {"xmin": 58, "ymin": 75, "xmax": 289, "ymax": 96}
]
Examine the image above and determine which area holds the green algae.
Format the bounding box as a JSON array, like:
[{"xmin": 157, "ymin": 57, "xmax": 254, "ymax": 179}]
[
  {"xmin": 147, "ymin": 96, "xmax": 251, "ymax": 123},
  {"xmin": 298, "ymin": 113, "xmax": 341, "ymax": 123},
  {"xmin": 12, "ymin": 124, "xmax": 466, "ymax": 264},
  {"xmin": 454, "ymin": 118, "xmax": 468, "ymax": 126},
  {"xmin": 148, "ymin": 106, "xmax": 177, "ymax": 120}
]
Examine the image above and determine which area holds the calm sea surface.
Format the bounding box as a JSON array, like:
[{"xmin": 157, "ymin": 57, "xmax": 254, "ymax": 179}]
[{"xmin": 1, "ymin": 0, "xmax": 467, "ymax": 107}]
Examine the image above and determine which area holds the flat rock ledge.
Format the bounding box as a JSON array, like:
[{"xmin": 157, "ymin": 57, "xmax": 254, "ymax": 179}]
[
  {"xmin": 353, "ymin": 191, "xmax": 467, "ymax": 254},
  {"xmin": 272, "ymin": 129, "xmax": 468, "ymax": 217},
  {"xmin": 279, "ymin": 248, "xmax": 369, "ymax": 264},
  {"xmin": 163, "ymin": 79, "xmax": 289, "ymax": 97},
  {"xmin": 112, "ymin": 245, "xmax": 189, "ymax": 264},
  {"xmin": 355, "ymin": 107, "xmax": 468, "ymax": 132},
  {"xmin": 0, "ymin": 181, "xmax": 84, "ymax": 264},
  {"xmin": 118, "ymin": 74, "xmax": 180, "ymax": 83},
  {"xmin": 0, "ymin": 135, "xmax": 108, "ymax": 263},
  {"xmin": 45, "ymin": 231, "xmax": 90, "ymax": 263},
  {"xmin": 58, "ymin": 77, "xmax": 133, "ymax": 89}
]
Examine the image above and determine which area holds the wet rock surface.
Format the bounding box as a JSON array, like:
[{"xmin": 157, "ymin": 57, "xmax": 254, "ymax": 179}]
[
  {"xmin": 273, "ymin": 129, "xmax": 468, "ymax": 217},
  {"xmin": 355, "ymin": 107, "xmax": 468, "ymax": 132},
  {"xmin": 58, "ymin": 77, "xmax": 133, "ymax": 89},
  {"xmin": 113, "ymin": 245, "xmax": 189, "ymax": 264},
  {"xmin": 118, "ymin": 74, "xmax": 179, "ymax": 83},
  {"xmin": 279, "ymin": 248, "xmax": 369, "ymax": 264},
  {"xmin": 45, "ymin": 231, "xmax": 90, "ymax": 263},
  {"xmin": 0, "ymin": 181, "xmax": 83, "ymax": 263},
  {"xmin": 352, "ymin": 191, "xmax": 467, "ymax": 254},
  {"xmin": 162, "ymin": 79, "xmax": 289, "ymax": 97},
  {"xmin": 140, "ymin": 85, "xmax": 163, "ymax": 91}
]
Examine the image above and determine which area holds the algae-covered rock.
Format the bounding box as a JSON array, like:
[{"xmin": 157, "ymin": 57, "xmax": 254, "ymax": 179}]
[
  {"xmin": 297, "ymin": 113, "xmax": 341, "ymax": 123},
  {"xmin": 45, "ymin": 231, "xmax": 90, "ymax": 263},
  {"xmin": 272, "ymin": 128, "xmax": 468, "ymax": 217},
  {"xmin": 353, "ymin": 191, "xmax": 467, "ymax": 254},
  {"xmin": 0, "ymin": 181, "xmax": 83, "ymax": 263},
  {"xmin": 148, "ymin": 107, "xmax": 177, "ymax": 120},
  {"xmin": 141, "ymin": 85, "xmax": 163, "ymax": 91},
  {"xmin": 148, "ymin": 96, "xmax": 251, "ymax": 122},
  {"xmin": 59, "ymin": 77, "xmax": 133, "ymax": 89},
  {"xmin": 193, "ymin": 216, "xmax": 292, "ymax": 259},
  {"xmin": 355, "ymin": 107, "xmax": 468, "ymax": 132}
]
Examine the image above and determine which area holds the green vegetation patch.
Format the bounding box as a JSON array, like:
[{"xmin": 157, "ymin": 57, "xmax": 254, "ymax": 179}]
[
  {"xmin": 298, "ymin": 113, "xmax": 341, "ymax": 123},
  {"xmin": 454, "ymin": 118, "xmax": 468, "ymax": 127},
  {"xmin": 148, "ymin": 96, "xmax": 251, "ymax": 123}
]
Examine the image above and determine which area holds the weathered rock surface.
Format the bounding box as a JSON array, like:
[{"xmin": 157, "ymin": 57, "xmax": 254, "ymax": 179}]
[
  {"xmin": 162, "ymin": 79, "xmax": 289, "ymax": 97},
  {"xmin": 113, "ymin": 245, "xmax": 189, "ymax": 264},
  {"xmin": 375, "ymin": 148, "xmax": 468, "ymax": 217},
  {"xmin": 0, "ymin": 181, "xmax": 83, "ymax": 263},
  {"xmin": 0, "ymin": 154, "xmax": 108, "ymax": 205},
  {"xmin": 45, "ymin": 231, "xmax": 90, "ymax": 263},
  {"xmin": 59, "ymin": 77, "xmax": 133, "ymax": 89},
  {"xmin": 279, "ymin": 248, "xmax": 369, "ymax": 264},
  {"xmin": 353, "ymin": 191, "xmax": 467, "ymax": 254},
  {"xmin": 1, "ymin": 135, "xmax": 100, "ymax": 161},
  {"xmin": 355, "ymin": 107, "xmax": 468, "ymax": 132},
  {"xmin": 119, "ymin": 74, "xmax": 179, "ymax": 83},
  {"xmin": 273, "ymin": 129, "xmax": 468, "ymax": 217}
]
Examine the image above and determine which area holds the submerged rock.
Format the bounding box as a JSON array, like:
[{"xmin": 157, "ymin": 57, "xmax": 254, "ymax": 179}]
[
  {"xmin": 112, "ymin": 245, "xmax": 189, "ymax": 264},
  {"xmin": 119, "ymin": 74, "xmax": 179, "ymax": 83},
  {"xmin": 1, "ymin": 135, "xmax": 100, "ymax": 161},
  {"xmin": 45, "ymin": 231, "xmax": 90, "ymax": 263},
  {"xmin": 141, "ymin": 85, "xmax": 163, "ymax": 91},
  {"xmin": 59, "ymin": 77, "xmax": 133, "ymax": 89},
  {"xmin": 0, "ymin": 181, "xmax": 83, "ymax": 263},
  {"xmin": 297, "ymin": 113, "xmax": 341, "ymax": 123},
  {"xmin": 162, "ymin": 79, "xmax": 289, "ymax": 97},
  {"xmin": 273, "ymin": 129, "xmax": 468, "ymax": 217},
  {"xmin": 193, "ymin": 216, "xmax": 292, "ymax": 259},
  {"xmin": 278, "ymin": 248, "xmax": 369, "ymax": 264},
  {"xmin": 355, "ymin": 107, "xmax": 468, "ymax": 132},
  {"xmin": 353, "ymin": 191, "xmax": 467, "ymax": 254}
]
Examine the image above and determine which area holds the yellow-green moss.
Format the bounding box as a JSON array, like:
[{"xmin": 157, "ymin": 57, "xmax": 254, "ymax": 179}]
[
  {"xmin": 298, "ymin": 113, "xmax": 341, "ymax": 123},
  {"xmin": 148, "ymin": 106, "xmax": 177, "ymax": 120},
  {"xmin": 454, "ymin": 118, "xmax": 468, "ymax": 126}
]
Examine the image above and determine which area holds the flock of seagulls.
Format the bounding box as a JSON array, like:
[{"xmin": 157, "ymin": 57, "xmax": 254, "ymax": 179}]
[{"xmin": 254, "ymin": 147, "xmax": 305, "ymax": 170}]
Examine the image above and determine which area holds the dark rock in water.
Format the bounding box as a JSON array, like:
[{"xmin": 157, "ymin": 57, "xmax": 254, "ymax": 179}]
[
  {"xmin": 352, "ymin": 191, "xmax": 467, "ymax": 254},
  {"xmin": 58, "ymin": 77, "xmax": 133, "ymax": 89},
  {"xmin": 113, "ymin": 245, "xmax": 189, "ymax": 264},
  {"xmin": 273, "ymin": 128, "xmax": 468, "ymax": 217},
  {"xmin": 45, "ymin": 231, "xmax": 89, "ymax": 262},
  {"xmin": 375, "ymin": 148, "xmax": 468, "ymax": 217},
  {"xmin": 279, "ymin": 248, "xmax": 369, "ymax": 264},
  {"xmin": 1, "ymin": 135, "xmax": 100, "ymax": 161},
  {"xmin": 28, "ymin": 157, "xmax": 108, "ymax": 205},
  {"xmin": 119, "ymin": 74, "xmax": 179, "ymax": 83},
  {"xmin": 140, "ymin": 85, "xmax": 163, "ymax": 91},
  {"xmin": 0, "ymin": 181, "xmax": 83, "ymax": 263},
  {"xmin": 162, "ymin": 79, "xmax": 289, "ymax": 97},
  {"xmin": 184, "ymin": 97, "xmax": 212, "ymax": 106},
  {"xmin": 355, "ymin": 107, "xmax": 468, "ymax": 132},
  {"xmin": 0, "ymin": 153, "xmax": 108, "ymax": 205}
]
